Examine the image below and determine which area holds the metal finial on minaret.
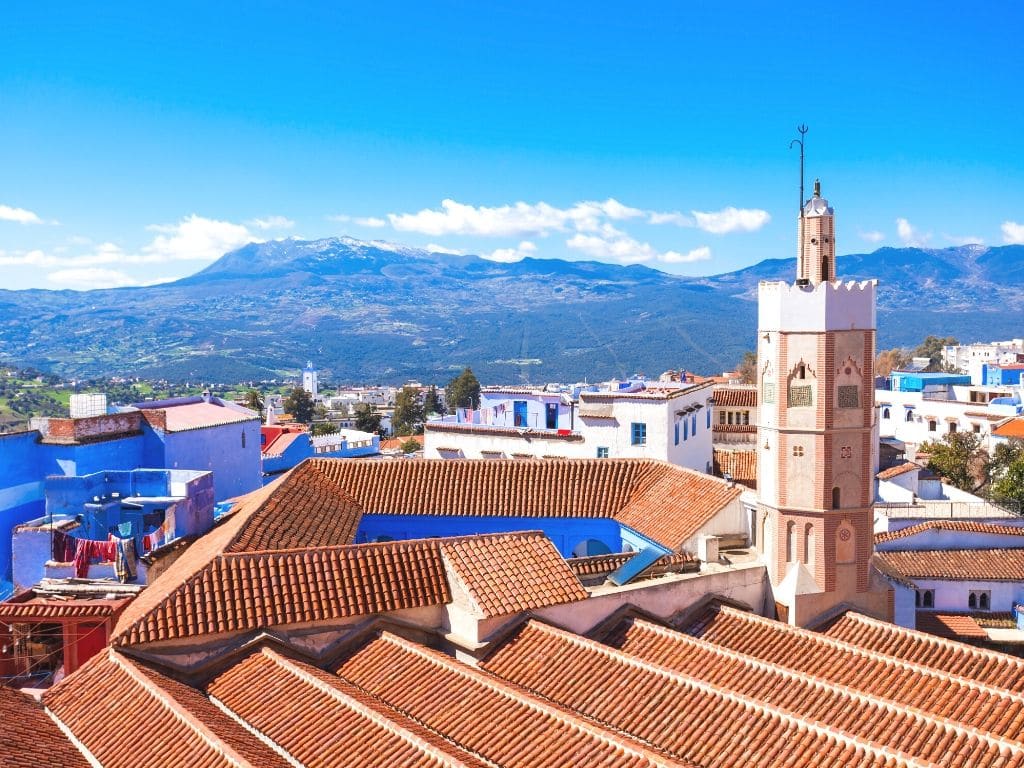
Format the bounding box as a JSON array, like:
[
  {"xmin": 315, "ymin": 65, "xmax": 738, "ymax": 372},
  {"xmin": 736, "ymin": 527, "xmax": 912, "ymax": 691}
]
[{"xmin": 790, "ymin": 124, "xmax": 809, "ymax": 282}]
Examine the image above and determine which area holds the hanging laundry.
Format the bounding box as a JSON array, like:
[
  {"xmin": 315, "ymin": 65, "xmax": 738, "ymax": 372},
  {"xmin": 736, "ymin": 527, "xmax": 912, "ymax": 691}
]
[
  {"xmin": 113, "ymin": 538, "xmax": 137, "ymax": 583},
  {"xmin": 72, "ymin": 539, "xmax": 117, "ymax": 578},
  {"xmin": 51, "ymin": 530, "xmax": 76, "ymax": 563}
]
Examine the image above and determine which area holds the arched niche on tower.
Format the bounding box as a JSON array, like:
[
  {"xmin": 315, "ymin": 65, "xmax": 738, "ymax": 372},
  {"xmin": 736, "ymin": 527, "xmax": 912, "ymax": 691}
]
[
  {"xmin": 760, "ymin": 359, "xmax": 776, "ymax": 408},
  {"xmin": 833, "ymin": 346, "xmax": 869, "ymax": 429},
  {"xmin": 786, "ymin": 359, "xmax": 816, "ymax": 409},
  {"xmin": 835, "ymin": 520, "xmax": 856, "ymax": 563}
]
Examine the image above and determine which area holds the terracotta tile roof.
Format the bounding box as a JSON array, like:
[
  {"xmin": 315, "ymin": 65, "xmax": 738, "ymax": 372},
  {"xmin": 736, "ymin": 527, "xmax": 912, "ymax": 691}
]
[
  {"xmin": 225, "ymin": 460, "xmax": 363, "ymax": 552},
  {"xmin": 438, "ymin": 532, "xmax": 587, "ymax": 617},
  {"xmin": 0, "ymin": 685, "xmax": 89, "ymax": 768},
  {"xmin": 314, "ymin": 458, "xmax": 741, "ymax": 552},
  {"xmin": 567, "ymin": 551, "xmax": 697, "ymax": 579},
  {"xmin": 711, "ymin": 423, "xmax": 756, "ymax": 433},
  {"xmin": 875, "ymin": 519, "xmax": 1024, "ymax": 544},
  {"xmin": 873, "ymin": 548, "xmax": 1024, "ymax": 581},
  {"xmin": 684, "ymin": 605, "xmax": 1024, "ymax": 741},
  {"xmin": 143, "ymin": 401, "xmax": 259, "ymax": 432},
  {"xmin": 45, "ymin": 648, "xmax": 289, "ymax": 768},
  {"xmin": 379, "ymin": 434, "xmax": 424, "ymax": 451},
  {"xmin": 115, "ymin": 538, "xmax": 452, "ymax": 645},
  {"xmin": 334, "ymin": 631, "xmax": 683, "ymax": 768},
  {"xmin": 876, "ymin": 461, "xmax": 921, "ymax": 480},
  {"xmin": 993, "ymin": 417, "xmax": 1024, "ymax": 438},
  {"xmin": 206, "ymin": 647, "xmax": 491, "ymax": 767},
  {"xmin": 0, "ymin": 594, "xmax": 132, "ymax": 621},
  {"xmin": 481, "ymin": 620, "xmax": 928, "ymax": 768},
  {"xmin": 712, "ymin": 448, "xmax": 757, "ymax": 488},
  {"xmin": 914, "ymin": 612, "xmax": 989, "ymax": 640},
  {"xmin": 424, "ymin": 422, "xmax": 584, "ymax": 441},
  {"xmin": 711, "ymin": 387, "xmax": 757, "ymax": 408},
  {"xmin": 604, "ymin": 616, "xmax": 1020, "ymax": 768},
  {"xmin": 823, "ymin": 611, "xmax": 1024, "ymax": 694}
]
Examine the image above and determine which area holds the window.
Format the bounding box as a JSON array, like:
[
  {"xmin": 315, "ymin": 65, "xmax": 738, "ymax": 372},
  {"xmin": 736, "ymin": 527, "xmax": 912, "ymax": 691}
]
[
  {"xmin": 882, "ymin": 407, "xmax": 890, "ymax": 420},
  {"xmin": 906, "ymin": 410, "xmax": 914, "ymax": 422},
  {"xmin": 707, "ymin": 408, "xmax": 712, "ymax": 428},
  {"xmin": 928, "ymin": 420, "xmax": 937, "ymax": 432},
  {"xmin": 969, "ymin": 590, "xmax": 991, "ymax": 611},
  {"xmin": 720, "ymin": 411, "xmax": 727, "ymax": 425},
  {"xmin": 797, "ymin": 363, "xmax": 806, "ymax": 380},
  {"xmin": 545, "ymin": 403, "xmax": 558, "ymax": 430},
  {"xmin": 674, "ymin": 422, "xmax": 680, "ymax": 445},
  {"xmin": 832, "ymin": 487, "xmax": 841, "ymax": 509},
  {"xmin": 631, "ymin": 423, "xmax": 647, "ymax": 445},
  {"xmin": 789, "ymin": 385, "xmax": 813, "ymax": 407},
  {"xmin": 691, "ymin": 413, "xmax": 698, "ymax": 435},
  {"xmin": 786, "ymin": 521, "xmax": 796, "ymax": 562},
  {"xmin": 241, "ymin": 431, "xmax": 246, "ymax": 448},
  {"xmin": 596, "ymin": 446, "xmax": 609, "ymax": 458},
  {"xmin": 948, "ymin": 421, "xmax": 958, "ymax": 434},
  {"xmin": 973, "ymin": 423, "xmax": 982, "ymax": 433},
  {"xmin": 792, "ymin": 445, "xmax": 804, "ymax": 457},
  {"xmin": 682, "ymin": 420, "xmax": 688, "ymax": 441},
  {"xmin": 915, "ymin": 589, "xmax": 934, "ymax": 608},
  {"xmin": 742, "ymin": 411, "xmax": 749, "ymax": 426},
  {"xmin": 803, "ymin": 523, "xmax": 815, "ymax": 566}
]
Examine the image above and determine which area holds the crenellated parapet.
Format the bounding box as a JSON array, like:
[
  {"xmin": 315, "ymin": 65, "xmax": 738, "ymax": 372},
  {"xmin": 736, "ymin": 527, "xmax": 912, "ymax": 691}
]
[{"xmin": 758, "ymin": 279, "xmax": 876, "ymax": 333}]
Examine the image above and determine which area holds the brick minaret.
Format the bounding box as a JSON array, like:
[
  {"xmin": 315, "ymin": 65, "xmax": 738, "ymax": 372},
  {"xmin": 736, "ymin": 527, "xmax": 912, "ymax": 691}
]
[{"xmin": 755, "ymin": 181, "xmax": 888, "ymax": 626}]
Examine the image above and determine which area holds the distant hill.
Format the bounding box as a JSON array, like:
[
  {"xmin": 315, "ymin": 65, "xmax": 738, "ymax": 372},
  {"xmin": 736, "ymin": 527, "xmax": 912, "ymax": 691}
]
[{"xmin": 1, "ymin": 237, "xmax": 1021, "ymax": 384}]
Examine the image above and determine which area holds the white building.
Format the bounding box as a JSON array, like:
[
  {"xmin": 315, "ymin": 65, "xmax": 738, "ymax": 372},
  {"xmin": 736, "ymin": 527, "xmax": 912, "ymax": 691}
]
[
  {"xmin": 876, "ymin": 373, "xmax": 1019, "ymax": 453},
  {"xmin": 423, "ymin": 380, "xmax": 715, "ymax": 472},
  {"xmin": 942, "ymin": 339, "xmax": 1024, "ymax": 383}
]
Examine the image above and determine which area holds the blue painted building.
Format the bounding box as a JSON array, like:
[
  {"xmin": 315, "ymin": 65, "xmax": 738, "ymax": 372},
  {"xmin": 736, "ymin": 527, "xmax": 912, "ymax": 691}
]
[
  {"xmin": 0, "ymin": 395, "xmax": 261, "ymax": 590},
  {"xmin": 889, "ymin": 372, "xmax": 972, "ymax": 393},
  {"xmin": 262, "ymin": 427, "xmax": 379, "ymax": 479},
  {"xmin": 982, "ymin": 363, "xmax": 1024, "ymax": 388}
]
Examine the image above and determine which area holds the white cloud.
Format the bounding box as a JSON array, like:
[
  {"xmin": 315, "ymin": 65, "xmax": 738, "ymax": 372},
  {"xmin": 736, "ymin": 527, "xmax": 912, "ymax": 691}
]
[
  {"xmin": 648, "ymin": 211, "xmax": 694, "ymax": 227},
  {"xmin": 47, "ymin": 268, "xmax": 146, "ymax": 290},
  {"xmin": 660, "ymin": 245, "xmax": 712, "ymax": 264},
  {"xmin": 1002, "ymin": 221, "xmax": 1024, "ymax": 245},
  {"xmin": 355, "ymin": 217, "xmax": 387, "ymax": 228},
  {"xmin": 0, "ymin": 204, "xmax": 43, "ymax": 224},
  {"xmin": 387, "ymin": 198, "xmax": 646, "ymax": 238},
  {"xmin": 142, "ymin": 214, "xmax": 259, "ymax": 262},
  {"xmin": 326, "ymin": 214, "xmax": 351, "ymax": 222},
  {"xmin": 943, "ymin": 233, "xmax": 984, "ymax": 246},
  {"xmin": 896, "ymin": 217, "xmax": 931, "ymax": 247},
  {"xmin": 566, "ymin": 232, "xmax": 704, "ymax": 266},
  {"xmin": 691, "ymin": 207, "xmax": 771, "ymax": 234},
  {"xmin": 0, "ymin": 249, "xmax": 61, "ymax": 267},
  {"xmin": 859, "ymin": 230, "xmax": 885, "ymax": 243},
  {"xmin": 425, "ymin": 243, "xmax": 465, "ymax": 255},
  {"xmin": 483, "ymin": 241, "xmax": 537, "ymax": 263},
  {"xmin": 247, "ymin": 215, "xmax": 295, "ymax": 230}
]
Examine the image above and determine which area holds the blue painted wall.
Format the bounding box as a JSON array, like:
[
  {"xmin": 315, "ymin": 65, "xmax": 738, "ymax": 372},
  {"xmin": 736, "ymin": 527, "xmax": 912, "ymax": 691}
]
[
  {"xmin": 984, "ymin": 366, "xmax": 1024, "ymax": 387},
  {"xmin": 263, "ymin": 434, "xmax": 380, "ymax": 478},
  {"xmin": 356, "ymin": 514, "xmax": 627, "ymax": 557},
  {"xmin": 161, "ymin": 421, "xmax": 262, "ymax": 501}
]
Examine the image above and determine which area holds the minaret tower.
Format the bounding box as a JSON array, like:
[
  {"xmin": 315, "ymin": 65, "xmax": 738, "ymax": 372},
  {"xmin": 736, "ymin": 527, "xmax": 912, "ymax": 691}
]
[{"xmin": 754, "ymin": 128, "xmax": 887, "ymax": 626}]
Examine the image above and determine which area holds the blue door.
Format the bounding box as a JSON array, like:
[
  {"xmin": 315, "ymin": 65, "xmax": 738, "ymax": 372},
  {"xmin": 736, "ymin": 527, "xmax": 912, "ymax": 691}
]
[{"xmin": 513, "ymin": 400, "xmax": 528, "ymax": 427}]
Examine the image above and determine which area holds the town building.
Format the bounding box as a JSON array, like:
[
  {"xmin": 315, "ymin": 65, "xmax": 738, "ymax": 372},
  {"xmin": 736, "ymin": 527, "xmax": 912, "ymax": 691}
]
[
  {"xmin": 261, "ymin": 424, "xmax": 379, "ymax": 478},
  {"xmin": 424, "ymin": 379, "xmax": 715, "ymax": 472},
  {"xmin": 0, "ymin": 394, "xmax": 260, "ymax": 596},
  {"xmin": 711, "ymin": 384, "xmax": 758, "ymax": 489},
  {"xmin": 876, "ymin": 371, "xmax": 1018, "ymax": 452},
  {"xmin": 301, "ymin": 360, "xmax": 318, "ymax": 398},
  {"xmin": 942, "ymin": 338, "xmax": 1024, "ymax": 383},
  {"xmin": 8, "ymin": 455, "xmax": 1024, "ymax": 766},
  {"xmin": 755, "ymin": 178, "xmax": 889, "ymax": 625}
]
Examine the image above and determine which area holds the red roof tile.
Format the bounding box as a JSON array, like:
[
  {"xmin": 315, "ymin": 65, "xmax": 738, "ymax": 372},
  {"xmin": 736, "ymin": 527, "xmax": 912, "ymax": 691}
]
[
  {"xmin": 712, "ymin": 448, "xmax": 757, "ymax": 488},
  {"xmin": 914, "ymin": 612, "xmax": 989, "ymax": 640},
  {"xmin": 875, "ymin": 519, "xmax": 1024, "ymax": 544},
  {"xmin": 876, "ymin": 461, "xmax": 922, "ymax": 480},
  {"xmin": 993, "ymin": 418, "xmax": 1024, "ymax": 438},
  {"xmin": 143, "ymin": 401, "xmax": 259, "ymax": 433},
  {"xmin": 482, "ymin": 620, "xmax": 929, "ymax": 768},
  {"xmin": 873, "ymin": 548, "xmax": 1024, "ymax": 581},
  {"xmin": 712, "ymin": 387, "xmax": 758, "ymax": 408},
  {"xmin": 0, "ymin": 594, "xmax": 132, "ymax": 621},
  {"xmin": 335, "ymin": 631, "xmax": 684, "ymax": 768},
  {"xmin": 0, "ymin": 685, "xmax": 88, "ymax": 768},
  {"xmin": 45, "ymin": 648, "xmax": 290, "ymax": 768},
  {"xmin": 438, "ymin": 532, "xmax": 587, "ymax": 617},
  {"xmin": 207, "ymin": 647, "xmax": 490, "ymax": 767}
]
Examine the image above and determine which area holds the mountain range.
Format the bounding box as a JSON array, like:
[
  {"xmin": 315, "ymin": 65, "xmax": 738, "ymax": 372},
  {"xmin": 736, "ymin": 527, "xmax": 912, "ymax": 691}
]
[{"xmin": 1, "ymin": 237, "xmax": 1021, "ymax": 385}]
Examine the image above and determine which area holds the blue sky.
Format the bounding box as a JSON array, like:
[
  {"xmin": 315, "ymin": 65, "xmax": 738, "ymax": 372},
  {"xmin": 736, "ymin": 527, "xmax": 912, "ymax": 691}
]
[{"xmin": 1, "ymin": 2, "xmax": 1022, "ymax": 290}]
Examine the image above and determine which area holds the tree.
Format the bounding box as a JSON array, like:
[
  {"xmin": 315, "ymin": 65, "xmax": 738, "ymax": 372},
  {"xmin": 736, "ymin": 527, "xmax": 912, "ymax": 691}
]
[
  {"xmin": 311, "ymin": 421, "xmax": 337, "ymax": 436},
  {"xmin": 353, "ymin": 403, "xmax": 382, "ymax": 434},
  {"xmin": 913, "ymin": 336, "xmax": 958, "ymax": 372},
  {"xmin": 243, "ymin": 389, "xmax": 265, "ymax": 413},
  {"xmin": 423, "ymin": 385, "xmax": 445, "ymax": 417},
  {"xmin": 919, "ymin": 431, "xmax": 986, "ymax": 492},
  {"xmin": 984, "ymin": 438, "xmax": 1024, "ymax": 494},
  {"xmin": 445, "ymin": 367, "xmax": 481, "ymax": 410},
  {"xmin": 736, "ymin": 351, "xmax": 758, "ymax": 385},
  {"xmin": 392, "ymin": 386, "xmax": 425, "ymax": 436},
  {"xmin": 283, "ymin": 387, "xmax": 315, "ymax": 424},
  {"xmin": 400, "ymin": 437, "xmax": 421, "ymax": 454},
  {"xmin": 313, "ymin": 403, "xmax": 328, "ymax": 421},
  {"xmin": 875, "ymin": 348, "xmax": 911, "ymax": 377}
]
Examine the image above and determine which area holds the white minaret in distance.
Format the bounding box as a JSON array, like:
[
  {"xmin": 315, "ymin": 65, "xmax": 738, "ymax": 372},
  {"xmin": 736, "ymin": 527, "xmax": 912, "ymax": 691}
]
[
  {"xmin": 754, "ymin": 142, "xmax": 887, "ymax": 627},
  {"xmin": 302, "ymin": 361, "xmax": 318, "ymax": 399}
]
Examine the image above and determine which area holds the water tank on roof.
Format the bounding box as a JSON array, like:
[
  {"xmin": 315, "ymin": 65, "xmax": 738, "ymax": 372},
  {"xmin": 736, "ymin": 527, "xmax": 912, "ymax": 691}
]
[{"xmin": 70, "ymin": 393, "xmax": 108, "ymax": 418}]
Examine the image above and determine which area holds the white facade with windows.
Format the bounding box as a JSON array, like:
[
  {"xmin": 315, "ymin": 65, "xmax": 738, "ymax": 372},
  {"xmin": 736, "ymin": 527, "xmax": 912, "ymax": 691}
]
[
  {"xmin": 942, "ymin": 339, "xmax": 1024, "ymax": 384},
  {"xmin": 876, "ymin": 385, "xmax": 1017, "ymax": 453},
  {"xmin": 423, "ymin": 382, "xmax": 715, "ymax": 472}
]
